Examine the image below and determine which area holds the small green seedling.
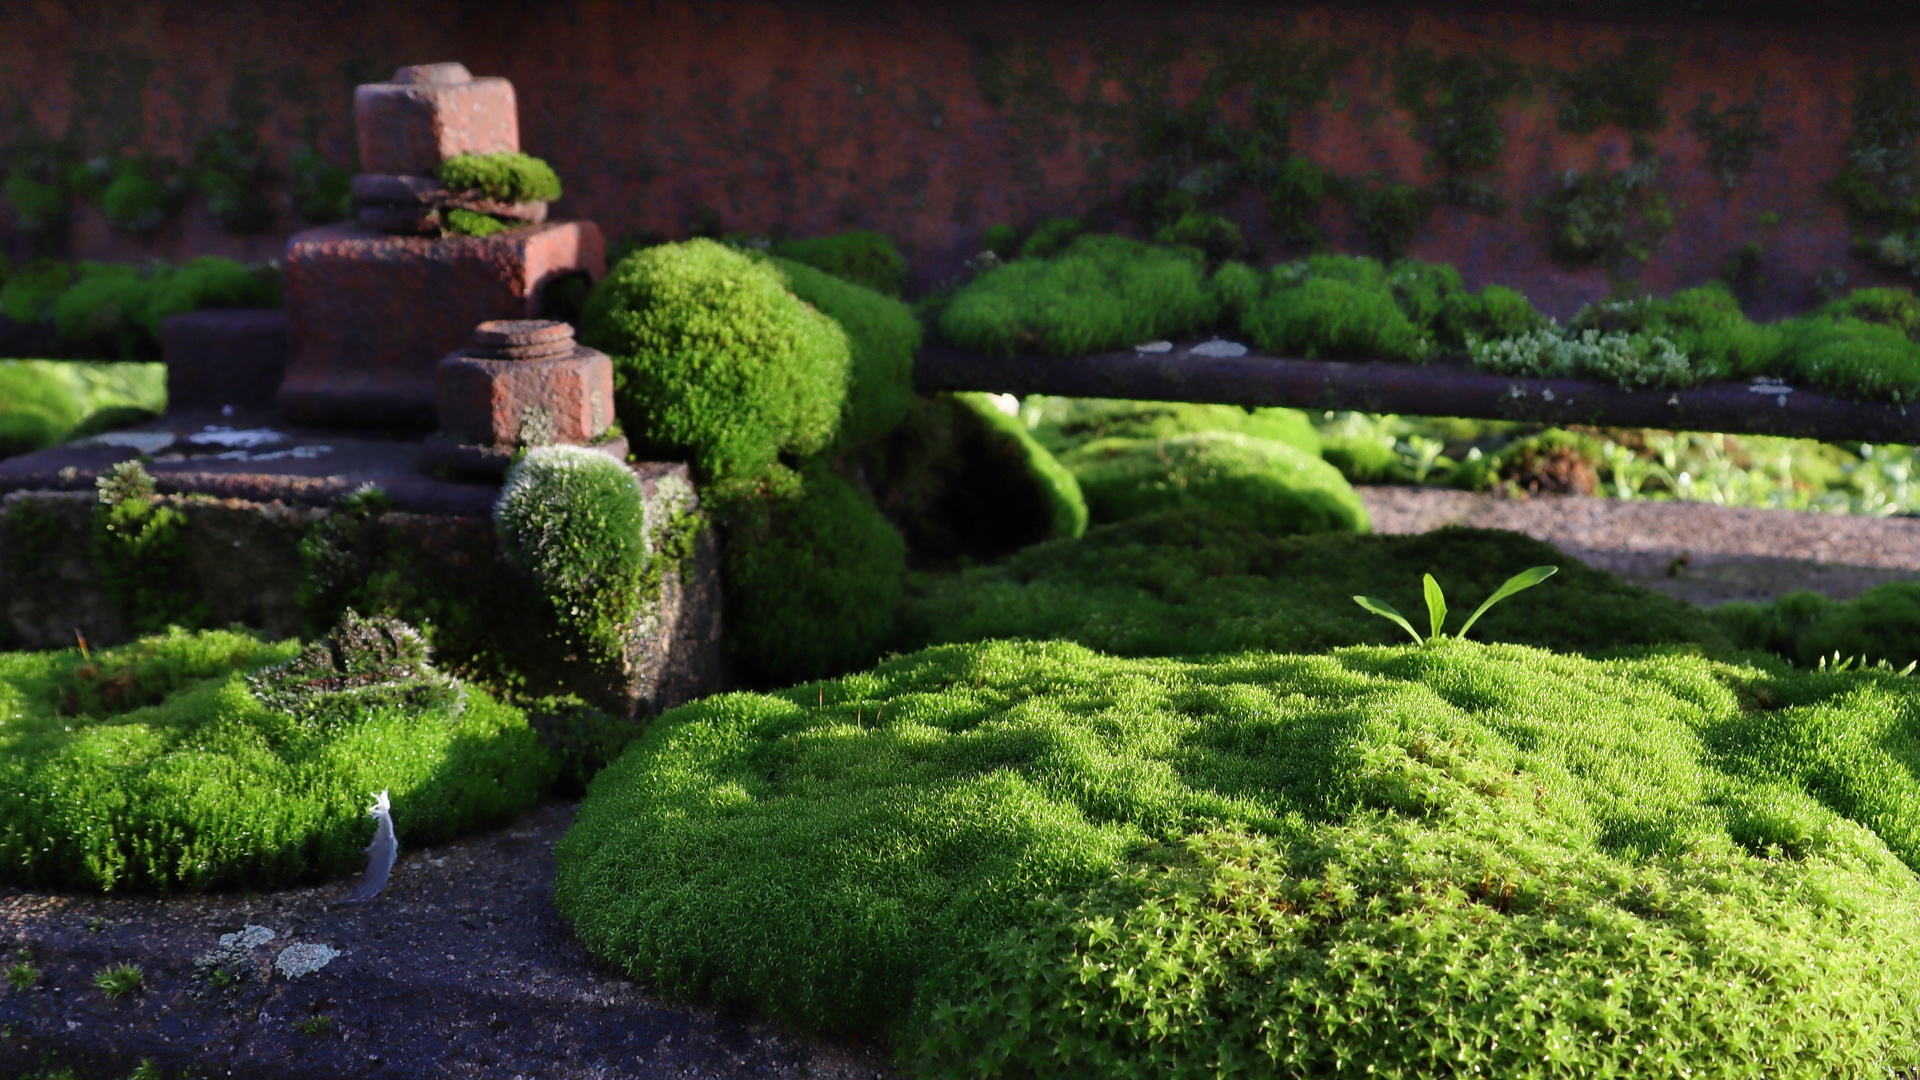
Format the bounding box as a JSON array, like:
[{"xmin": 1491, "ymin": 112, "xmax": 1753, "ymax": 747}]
[
  {"xmin": 295, "ymin": 1014, "xmax": 335, "ymax": 1035},
  {"xmin": 5, "ymin": 960, "xmax": 38, "ymax": 991},
  {"xmin": 1355, "ymin": 566, "xmax": 1558, "ymax": 645},
  {"xmin": 93, "ymin": 964, "xmax": 142, "ymax": 999}
]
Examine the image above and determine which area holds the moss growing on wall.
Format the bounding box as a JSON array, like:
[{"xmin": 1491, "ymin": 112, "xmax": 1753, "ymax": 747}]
[
  {"xmin": 1687, "ymin": 91, "xmax": 1779, "ymax": 192},
  {"xmin": 1391, "ymin": 48, "xmax": 1529, "ymax": 188},
  {"xmin": 1541, "ymin": 158, "xmax": 1674, "ymax": 270},
  {"xmin": 1557, "ymin": 38, "xmax": 1674, "ymax": 135},
  {"xmin": 91, "ymin": 461, "xmax": 204, "ymax": 634}
]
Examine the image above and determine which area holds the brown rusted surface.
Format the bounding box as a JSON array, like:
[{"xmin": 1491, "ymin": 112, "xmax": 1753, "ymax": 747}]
[
  {"xmin": 4, "ymin": 1, "xmax": 1918, "ymax": 321},
  {"xmin": 435, "ymin": 346, "xmax": 615, "ymax": 446},
  {"xmin": 278, "ymin": 221, "xmax": 607, "ymax": 428},
  {"xmin": 915, "ymin": 342, "xmax": 1920, "ymax": 444},
  {"xmin": 354, "ymin": 65, "xmax": 520, "ymax": 177}
]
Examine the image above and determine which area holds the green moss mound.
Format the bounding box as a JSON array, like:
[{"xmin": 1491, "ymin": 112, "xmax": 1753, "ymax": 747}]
[
  {"xmin": 860, "ymin": 394, "xmax": 1087, "ymax": 566},
  {"xmin": 1780, "ymin": 316, "xmax": 1920, "ymax": 404},
  {"xmin": 937, "ymin": 235, "xmax": 1220, "ymax": 357},
  {"xmin": 1243, "ymin": 276, "xmax": 1430, "ymax": 361},
  {"xmin": 764, "ymin": 255, "xmax": 920, "ymax": 449},
  {"xmin": 0, "ymin": 627, "xmax": 556, "ymax": 892},
  {"xmin": 1027, "ymin": 398, "xmax": 1319, "ymax": 458},
  {"xmin": 711, "ymin": 463, "xmax": 908, "ymax": 686},
  {"xmin": 1063, "ymin": 432, "xmax": 1366, "ymax": 537},
  {"xmin": 769, "ymin": 229, "xmax": 909, "ymax": 297},
  {"xmin": 1716, "ymin": 582, "xmax": 1920, "ymax": 669},
  {"xmin": 555, "ymin": 636, "xmax": 1920, "ymax": 1076},
  {"xmin": 581, "ymin": 239, "xmax": 850, "ymax": 480},
  {"xmin": 495, "ymin": 447, "xmax": 651, "ymax": 665},
  {"xmin": 899, "ymin": 512, "xmax": 1730, "ymax": 659},
  {"xmin": 435, "ymin": 152, "xmax": 562, "ymax": 204},
  {"xmin": 0, "ymin": 360, "xmax": 166, "ymax": 459}
]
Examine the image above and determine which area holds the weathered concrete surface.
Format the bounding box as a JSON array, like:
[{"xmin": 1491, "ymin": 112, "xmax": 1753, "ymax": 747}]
[
  {"xmin": 6, "ymin": 1, "xmax": 1919, "ymax": 318},
  {"xmin": 279, "ymin": 222, "xmax": 606, "ymax": 428}
]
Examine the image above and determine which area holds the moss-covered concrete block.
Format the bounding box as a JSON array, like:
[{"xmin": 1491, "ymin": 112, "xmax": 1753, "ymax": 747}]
[{"xmin": 0, "ymin": 464, "xmax": 721, "ymax": 718}]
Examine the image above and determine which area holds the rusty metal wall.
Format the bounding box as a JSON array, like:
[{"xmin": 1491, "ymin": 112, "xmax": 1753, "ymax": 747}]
[{"xmin": 6, "ymin": 0, "xmax": 1919, "ymax": 319}]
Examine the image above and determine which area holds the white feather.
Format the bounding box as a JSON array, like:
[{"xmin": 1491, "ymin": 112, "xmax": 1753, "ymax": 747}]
[{"xmin": 338, "ymin": 789, "xmax": 396, "ymax": 904}]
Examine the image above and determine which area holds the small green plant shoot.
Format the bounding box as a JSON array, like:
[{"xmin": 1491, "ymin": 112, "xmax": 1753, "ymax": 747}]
[
  {"xmin": 1354, "ymin": 565, "xmax": 1558, "ymax": 644},
  {"xmin": 93, "ymin": 963, "xmax": 142, "ymax": 999},
  {"xmin": 5, "ymin": 959, "xmax": 37, "ymax": 991}
]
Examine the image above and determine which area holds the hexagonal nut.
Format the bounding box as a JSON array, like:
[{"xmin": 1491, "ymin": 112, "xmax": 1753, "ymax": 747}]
[
  {"xmin": 435, "ymin": 347, "xmax": 614, "ymax": 447},
  {"xmin": 355, "ymin": 66, "xmax": 519, "ymax": 177}
]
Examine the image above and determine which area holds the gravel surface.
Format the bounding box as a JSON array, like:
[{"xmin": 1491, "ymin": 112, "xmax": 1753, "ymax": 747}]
[
  {"xmin": 0, "ymin": 801, "xmax": 898, "ymax": 1080},
  {"xmin": 1362, "ymin": 486, "xmax": 1920, "ymax": 606}
]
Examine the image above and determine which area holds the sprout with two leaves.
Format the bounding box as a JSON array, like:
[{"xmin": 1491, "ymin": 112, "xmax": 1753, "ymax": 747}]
[{"xmin": 1354, "ymin": 566, "xmax": 1558, "ymax": 645}]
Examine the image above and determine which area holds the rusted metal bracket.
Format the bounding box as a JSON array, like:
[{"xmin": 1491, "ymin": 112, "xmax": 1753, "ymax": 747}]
[{"xmin": 914, "ymin": 342, "xmax": 1920, "ymax": 443}]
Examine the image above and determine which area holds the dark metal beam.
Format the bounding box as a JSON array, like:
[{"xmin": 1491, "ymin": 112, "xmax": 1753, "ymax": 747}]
[{"xmin": 914, "ymin": 342, "xmax": 1920, "ymax": 443}]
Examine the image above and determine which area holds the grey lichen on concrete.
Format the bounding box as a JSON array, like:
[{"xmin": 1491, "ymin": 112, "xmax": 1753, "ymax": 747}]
[{"xmin": 273, "ymin": 942, "xmax": 342, "ymax": 979}]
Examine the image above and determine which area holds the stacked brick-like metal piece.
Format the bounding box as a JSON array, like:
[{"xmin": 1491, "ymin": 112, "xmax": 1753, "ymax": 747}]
[{"xmin": 278, "ymin": 63, "xmax": 603, "ymax": 429}]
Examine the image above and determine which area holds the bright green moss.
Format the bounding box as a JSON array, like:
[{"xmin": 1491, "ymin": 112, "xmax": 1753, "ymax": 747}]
[
  {"xmin": 1779, "ymin": 316, "xmax": 1920, "ymax": 404},
  {"xmin": 937, "ymin": 235, "xmax": 1220, "ymax": 357},
  {"xmin": 139, "ymin": 256, "xmax": 280, "ymax": 339},
  {"xmin": 0, "ymin": 626, "xmax": 556, "ymax": 892},
  {"xmin": 1063, "ymin": 432, "xmax": 1365, "ymax": 537},
  {"xmin": 1208, "ymin": 261, "xmax": 1263, "ymax": 320},
  {"xmin": 709, "ymin": 463, "xmax": 907, "ymax": 686},
  {"xmin": 1820, "ymin": 287, "xmax": 1920, "ymax": 339},
  {"xmin": 580, "ymin": 239, "xmax": 850, "ymax": 481},
  {"xmin": 435, "ymin": 151, "xmax": 562, "ymax": 204},
  {"xmin": 1440, "ymin": 283, "xmax": 1546, "ymax": 348},
  {"xmin": 442, "ymin": 207, "xmax": 512, "ymax": 237},
  {"xmin": 899, "ymin": 512, "xmax": 1726, "ymax": 658},
  {"xmin": 0, "ymin": 260, "xmax": 75, "ymax": 324},
  {"xmin": 1242, "ymin": 277, "xmax": 1429, "ymax": 361},
  {"xmin": 1717, "ymin": 583, "xmax": 1920, "ymax": 670},
  {"xmin": 0, "ymin": 360, "xmax": 165, "ymax": 459},
  {"xmin": 555, "ymin": 635, "xmax": 1920, "ymax": 1077},
  {"xmin": 46, "ymin": 257, "xmax": 278, "ymax": 362},
  {"xmin": 1383, "ymin": 257, "xmax": 1466, "ymax": 330},
  {"xmin": 1152, "ymin": 211, "xmax": 1249, "ymax": 267},
  {"xmin": 1028, "ymin": 398, "xmax": 1319, "ymax": 458},
  {"xmin": 495, "ymin": 447, "xmax": 651, "ymax": 667},
  {"xmin": 763, "ymin": 255, "xmax": 919, "ymax": 450},
  {"xmin": 770, "ymin": 229, "xmax": 909, "ymax": 297}
]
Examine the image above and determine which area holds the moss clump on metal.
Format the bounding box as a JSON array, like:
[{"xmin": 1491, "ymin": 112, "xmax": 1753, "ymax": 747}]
[
  {"xmin": 769, "ymin": 229, "xmax": 910, "ymax": 297},
  {"xmin": 435, "ymin": 151, "xmax": 562, "ymax": 205},
  {"xmin": 1062, "ymin": 431, "xmax": 1368, "ymax": 537},
  {"xmin": 581, "ymin": 238, "xmax": 851, "ymax": 481},
  {"xmin": 937, "ymin": 235, "xmax": 1220, "ymax": 357},
  {"xmin": 494, "ymin": 446, "xmax": 652, "ymax": 668}
]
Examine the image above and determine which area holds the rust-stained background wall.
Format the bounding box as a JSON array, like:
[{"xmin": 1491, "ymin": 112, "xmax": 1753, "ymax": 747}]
[{"xmin": 5, "ymin": 0, "xmax": 1920, "ymax": 320}]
